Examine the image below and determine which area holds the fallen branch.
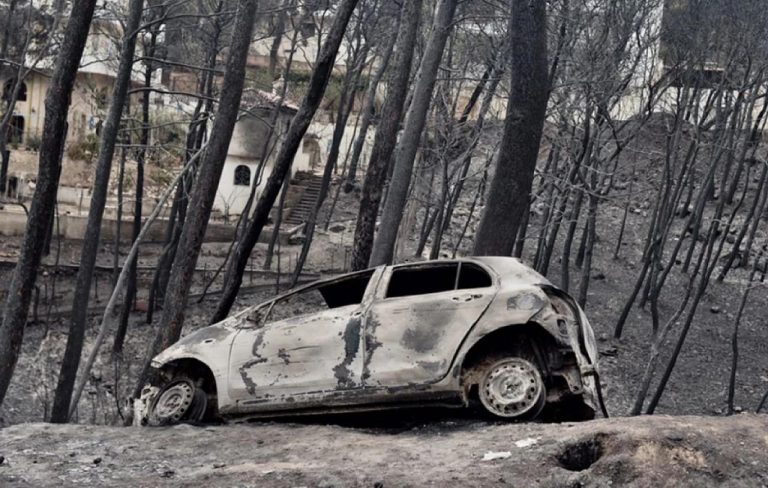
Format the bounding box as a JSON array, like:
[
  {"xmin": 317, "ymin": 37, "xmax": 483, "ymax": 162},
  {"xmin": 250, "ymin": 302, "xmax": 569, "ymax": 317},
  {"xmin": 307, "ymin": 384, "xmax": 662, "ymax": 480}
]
[{"xmin": 67, "ymin": 145, "xmax": 206, "ymax": 420}]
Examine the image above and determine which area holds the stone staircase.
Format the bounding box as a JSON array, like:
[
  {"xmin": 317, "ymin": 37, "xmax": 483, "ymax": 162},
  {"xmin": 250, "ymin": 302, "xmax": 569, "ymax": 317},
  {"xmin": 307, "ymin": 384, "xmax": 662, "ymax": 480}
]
[{"xmin": 282, "ymin": 171, "xmax": 323, "ymax": 227}]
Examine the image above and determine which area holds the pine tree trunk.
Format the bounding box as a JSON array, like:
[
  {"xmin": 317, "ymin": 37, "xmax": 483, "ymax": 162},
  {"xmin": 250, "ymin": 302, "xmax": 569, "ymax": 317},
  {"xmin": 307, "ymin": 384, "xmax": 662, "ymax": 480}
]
[
  {"xmin": 133, "ymin": 0, "xmax": 261, "ymax": 396},
  {"xmin": 210, "ymin": 0, "xmax": 360, "ymax": 323},
  {"xmin": 343, "ymin": 31, "xmax": 397, "ymax": 192},
  {"xmin": 369, "ymin": 0, "xmax": 458, "ymax": 266},
  {"xmin": 112, "ymin": 146, "xmax": 127, "ymax": 286},
  {"xmin": 350, "ymin": 0, "xmax": 422, "ymax": 271},
  {"xmin": 0, "ymin": 0, "xmax": 98, "ymax": 407},
  {"xmin": 473, "ymin": 0, "xmax": 549, "ymax": 256},
  {"xmin": 48, "ymin": 0, "xmax": 145, "ymax": 423},
  {"xmin": 114, "ymin": 25, "xmax": 155, "ymax": 354},
  {"xmin": 291, "ymin": 41, "xmax": 368, "ymax": 284}
]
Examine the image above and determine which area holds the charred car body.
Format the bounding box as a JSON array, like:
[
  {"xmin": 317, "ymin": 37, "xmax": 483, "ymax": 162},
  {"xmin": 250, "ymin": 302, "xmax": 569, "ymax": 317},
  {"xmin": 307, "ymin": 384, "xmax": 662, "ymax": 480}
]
[{"xmin": 137, "ymin": 257, "xmax": 603, "ymax": 425}]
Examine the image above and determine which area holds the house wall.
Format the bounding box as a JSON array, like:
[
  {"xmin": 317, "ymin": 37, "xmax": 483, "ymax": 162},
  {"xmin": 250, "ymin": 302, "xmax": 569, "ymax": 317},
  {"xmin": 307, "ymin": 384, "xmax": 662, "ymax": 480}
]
[
  {"xmin": 3, "ymin": 18, "xmax": 145, "ymax": 148},
  {"xmin": 214, "ymin": 110, "xmax": 376, "ymax": 217},
  {"xmin": 4, "ymin": 70, "xmax": 119, "ymax": 146}
]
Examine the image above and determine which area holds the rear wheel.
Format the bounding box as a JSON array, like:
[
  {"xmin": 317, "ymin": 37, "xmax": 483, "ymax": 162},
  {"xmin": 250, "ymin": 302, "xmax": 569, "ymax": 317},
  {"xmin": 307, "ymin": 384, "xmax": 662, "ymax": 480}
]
[
  {"xmin": 477, "ymin": 357, "xmax": 546, "ymax": 420},
  {"xmin": 147, "ymin": 376, "xmax": 207, "ymax": 426}
]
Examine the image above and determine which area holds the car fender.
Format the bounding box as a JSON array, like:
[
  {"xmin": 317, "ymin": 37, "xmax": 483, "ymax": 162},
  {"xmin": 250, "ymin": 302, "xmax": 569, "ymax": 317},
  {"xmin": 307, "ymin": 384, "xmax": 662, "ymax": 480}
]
[
  {"xmin": 449, "ymin": 286, "xmax": 558, "ymax": 378},
  {"xmin": 150, "ymin": 323, "xmax": 238, "ymax": 413}
]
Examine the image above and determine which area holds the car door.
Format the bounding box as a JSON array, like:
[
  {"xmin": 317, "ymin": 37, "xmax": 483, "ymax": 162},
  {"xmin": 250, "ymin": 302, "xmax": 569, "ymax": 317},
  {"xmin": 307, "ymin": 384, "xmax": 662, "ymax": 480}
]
[
  {"xmin": 227, "ymin": 269, "xmax": 380, "ymax": 409},
  {"xmin": 362, "ymin": 261, "xmax": 496, "ymax": 388}
]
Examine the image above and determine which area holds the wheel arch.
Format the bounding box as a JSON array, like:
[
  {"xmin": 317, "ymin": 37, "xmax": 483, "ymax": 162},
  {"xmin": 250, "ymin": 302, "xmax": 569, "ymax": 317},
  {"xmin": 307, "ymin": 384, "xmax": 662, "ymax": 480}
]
[
  {"xmin": 156, "ymin": 357, "xmax": 219, "ymax": 401},
  {"xmin": 458, "ymin": 322, "xmax": 560, "ymax": 392}
]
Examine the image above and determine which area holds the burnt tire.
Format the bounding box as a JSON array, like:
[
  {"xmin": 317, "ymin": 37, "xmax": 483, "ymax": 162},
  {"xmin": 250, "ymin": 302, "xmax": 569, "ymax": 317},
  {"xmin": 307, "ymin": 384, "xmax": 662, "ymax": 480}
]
[
  {"xmin": 147, "ymin": 376, "xmax": 208, "ymax": 426},
  {"xmin": 477, "ymin": 357, "xmax": 546, "ymax": 420}
]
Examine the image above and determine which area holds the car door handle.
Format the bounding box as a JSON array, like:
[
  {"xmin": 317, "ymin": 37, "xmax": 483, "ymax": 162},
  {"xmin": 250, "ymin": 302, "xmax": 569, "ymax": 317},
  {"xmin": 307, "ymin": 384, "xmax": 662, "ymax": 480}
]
[{"xmin": 451, "ymin": 294, "xmax": 481, "ymax": 302}]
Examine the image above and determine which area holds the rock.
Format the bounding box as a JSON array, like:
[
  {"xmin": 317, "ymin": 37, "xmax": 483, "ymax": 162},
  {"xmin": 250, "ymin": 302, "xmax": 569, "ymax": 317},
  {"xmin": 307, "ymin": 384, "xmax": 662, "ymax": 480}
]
[
  {"xmin": 710, "ymin": 306, "xmax": 721, "ymax": 314},
  {"xmin": 93, "ymin": 457, "xmax": 102, "ymax": 465},
  {"xmin": 592, "ymin": 272, "xmax": 606, "ymax": 281}
]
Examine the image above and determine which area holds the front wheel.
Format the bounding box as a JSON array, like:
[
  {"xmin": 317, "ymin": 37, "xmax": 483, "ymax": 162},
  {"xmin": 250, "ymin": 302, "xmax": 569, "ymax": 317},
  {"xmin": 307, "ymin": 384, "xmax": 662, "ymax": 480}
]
[
  {"xmin": 477, "ymin": 357, "xmax": 546, "ymax": 420},
  {"xmin": 147, "ymin": 376, "xmax": 208, "ymax": 426}
]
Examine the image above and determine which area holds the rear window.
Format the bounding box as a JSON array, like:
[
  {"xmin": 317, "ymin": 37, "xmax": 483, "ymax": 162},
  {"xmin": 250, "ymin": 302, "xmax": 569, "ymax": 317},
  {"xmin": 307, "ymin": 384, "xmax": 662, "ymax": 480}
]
[
  {"xmin": 386, "ymin": 263, "xmax": 458, "ymax": 298},
  {"xmin": 458, "ymin": 263, "xmax": 493, "ymax": 289},
  {"xmin": 386, "ymin": 262, "xmax": 492, "ymax": 298}
]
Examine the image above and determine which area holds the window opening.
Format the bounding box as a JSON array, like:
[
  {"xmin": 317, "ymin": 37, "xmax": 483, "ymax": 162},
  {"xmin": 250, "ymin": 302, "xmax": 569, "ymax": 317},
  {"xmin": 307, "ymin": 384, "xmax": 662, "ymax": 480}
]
[{"xmin": 234, "ymin": 165, "xmax": 251, "ymax": 186}]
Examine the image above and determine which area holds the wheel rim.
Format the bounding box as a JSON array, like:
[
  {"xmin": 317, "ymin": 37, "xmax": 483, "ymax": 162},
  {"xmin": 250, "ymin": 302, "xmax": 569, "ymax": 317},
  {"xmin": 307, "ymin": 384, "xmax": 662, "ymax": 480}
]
[
  {"xmin": 153, "ymin": 381, "xmax": 195, "ymax": 424},
  {"xmin": 479, "ymin": 358, "xmax": 544, "ymax": 418}
]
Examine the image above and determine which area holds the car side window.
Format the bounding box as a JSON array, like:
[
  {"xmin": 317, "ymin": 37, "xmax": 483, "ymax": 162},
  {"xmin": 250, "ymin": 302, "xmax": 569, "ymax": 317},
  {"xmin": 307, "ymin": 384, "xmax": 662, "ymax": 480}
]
[
  {"xmin": 266, "ymin": 270, "xmax": 374, "ymax": 323},
  {"xmin": 267, "ymin": 288, "xmax": 329, "ymax": 323},
  {"xmin": 386, "ymin": 263, "xmax": 459, "ymax": 298},
  {"xmin": 457, "ymin": 263, "xmax": 493, "ymax": 289}
]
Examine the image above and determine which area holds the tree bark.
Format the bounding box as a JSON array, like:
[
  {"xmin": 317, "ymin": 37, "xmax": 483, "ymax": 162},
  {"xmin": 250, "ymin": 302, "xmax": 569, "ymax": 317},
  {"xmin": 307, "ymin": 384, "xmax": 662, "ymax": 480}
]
[
  {"xmin": 0, "ymin": 0, "xmax": 98, "ymax": 407},
  {"xmin": 210, "ymin": 0, "xmax": 360, "ymax": 323},
  {"xmin": 349, "ymin": 0, "xmax": 422, "ymax": 270},
  {"xmin": 369, "ymin": 0, "xmax": 457, "ymax": 266},
  {"xmin": 49, "ymin": 0, "xmax": 145, "ymax": 423},
  {"xmin": 343, "ymin": 30, "xmax": 397, "ymax": 192},
  {"xmin": 473, "ymin": 0, "xmax": 549, "ymax": 256},
  {"xmin": 114, "ymin": 24, "xmax": 156, "ymax": 354},
  {"xmin": 133, "ymin": 0, "xmax": 261, "ymax": 397},
  {"xmin": 291, "ymin": 36, "xmax": 368, "ymax": 284}
]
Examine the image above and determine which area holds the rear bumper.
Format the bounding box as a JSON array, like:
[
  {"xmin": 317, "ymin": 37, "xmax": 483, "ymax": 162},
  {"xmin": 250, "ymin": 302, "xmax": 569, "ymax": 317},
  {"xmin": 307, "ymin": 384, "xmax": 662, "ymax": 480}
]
[{"xmin": 535, "ymin": 286, "xmax": 601, "ymax": 412}]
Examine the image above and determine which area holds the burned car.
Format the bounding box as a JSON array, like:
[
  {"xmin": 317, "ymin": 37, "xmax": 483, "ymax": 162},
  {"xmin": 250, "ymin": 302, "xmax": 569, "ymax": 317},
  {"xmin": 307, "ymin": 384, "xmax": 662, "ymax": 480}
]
[{"xmin": 138, "ymin": 257, "xmax": 604, "ymax": 425}]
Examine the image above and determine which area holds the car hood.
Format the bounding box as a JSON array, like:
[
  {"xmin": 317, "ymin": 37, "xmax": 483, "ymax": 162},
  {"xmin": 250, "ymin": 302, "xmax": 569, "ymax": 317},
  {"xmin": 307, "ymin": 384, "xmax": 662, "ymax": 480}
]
[{"xmin": 151, "ymin": 322, "xmax": 236, "ymax": 367}]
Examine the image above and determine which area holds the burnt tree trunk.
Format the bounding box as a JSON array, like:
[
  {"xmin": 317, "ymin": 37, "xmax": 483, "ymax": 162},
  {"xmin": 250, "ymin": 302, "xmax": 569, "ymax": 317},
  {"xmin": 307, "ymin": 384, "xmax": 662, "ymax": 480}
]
[
  {"xmin": 133, "ymin": 0, "xmax": 261, "ymax": 397},
  {"xmin": 112, "ymin": 145, "xmax": 127, "ymax": 286},
  {"xmin": 370, "ymin": 0, "xmax": 458, "ymax": 266},
  {"xmin": 343, "ymin": 30, "xmax": 397, "ymax": 192},
  {"xmin": 473, "ymin": 0, "xmax": 549, "ymax": 256},
  {"xmin": 114, "ymin": 23, "xmax": 156, "ymax": 354},
  {"xmin": 350, "ymin": 0, "xmax": 422, "ymax": 270},
  {"xmin": 147, "ymin": 1, "xmax": 223, "ymax": 320},
  {"xmin": 49, "ymin": 0, "xmax": 145, "ymax": 423},
  {"xmin": 291, "ymin": 37, "xmax": 368, "ymax": 284},
  {"xmin": 210, "ymin": 0, "xmax": 360, "ymax": 324},
  {"xmin": 0, "ymin": 0, "xmax": 98, "ymax": 407}
]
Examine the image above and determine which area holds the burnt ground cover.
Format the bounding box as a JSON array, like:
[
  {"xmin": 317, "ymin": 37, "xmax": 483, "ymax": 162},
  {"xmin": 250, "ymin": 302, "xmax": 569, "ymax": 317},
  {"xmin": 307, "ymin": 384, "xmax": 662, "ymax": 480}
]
[{"xmin": 2, "ymin": 414, "xmax": 767, "ymax": 487}]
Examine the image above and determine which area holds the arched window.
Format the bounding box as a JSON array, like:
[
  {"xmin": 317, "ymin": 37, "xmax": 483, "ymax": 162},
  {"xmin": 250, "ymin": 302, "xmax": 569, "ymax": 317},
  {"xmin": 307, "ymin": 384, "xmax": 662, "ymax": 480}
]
[
  {"xmin": 234, "ymin": 165, "xmax": 251, "ymax": 186},
  {"xmin": 2, "ymin": 79, "xmax": 27, "ymax": 102}
]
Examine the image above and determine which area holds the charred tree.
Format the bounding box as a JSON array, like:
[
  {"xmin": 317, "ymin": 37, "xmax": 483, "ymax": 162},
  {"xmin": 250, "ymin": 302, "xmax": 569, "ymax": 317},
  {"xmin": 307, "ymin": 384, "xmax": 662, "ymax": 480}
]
[
  {"xmin": 49, "ymin": 0, "xmax": 145, "ymax": 423},
  {"xmin": 210, "ymin": 0, "xmax": 360, "ymax": 323},
  {"xmin": 350, "ymin": 0, "xmax": 422, "ymax": 270},
  {"xmin": 114, "ymin": 20, "xmax": 158, "ymax": 354},
  {"xmin": 133, "ymin": 0, "xmax": 261, "ymax": 397},
  {"xmin": 343, "ymin": 30, "xmax": 397, "ymax": 192},
  {"xmin": 473, "ymin": 0, "xmax": 549, "ymax": 256},
  {"xmin": 369, "ymin": 0, "xmax": 458, "ymax": 266},
  {"xmin": 0, "ymin": 0, "xmax": 98, "ymax": 407},
  {"xmin": 291, "ymin": 23, "xmax": 370, "ymax": 283}
]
